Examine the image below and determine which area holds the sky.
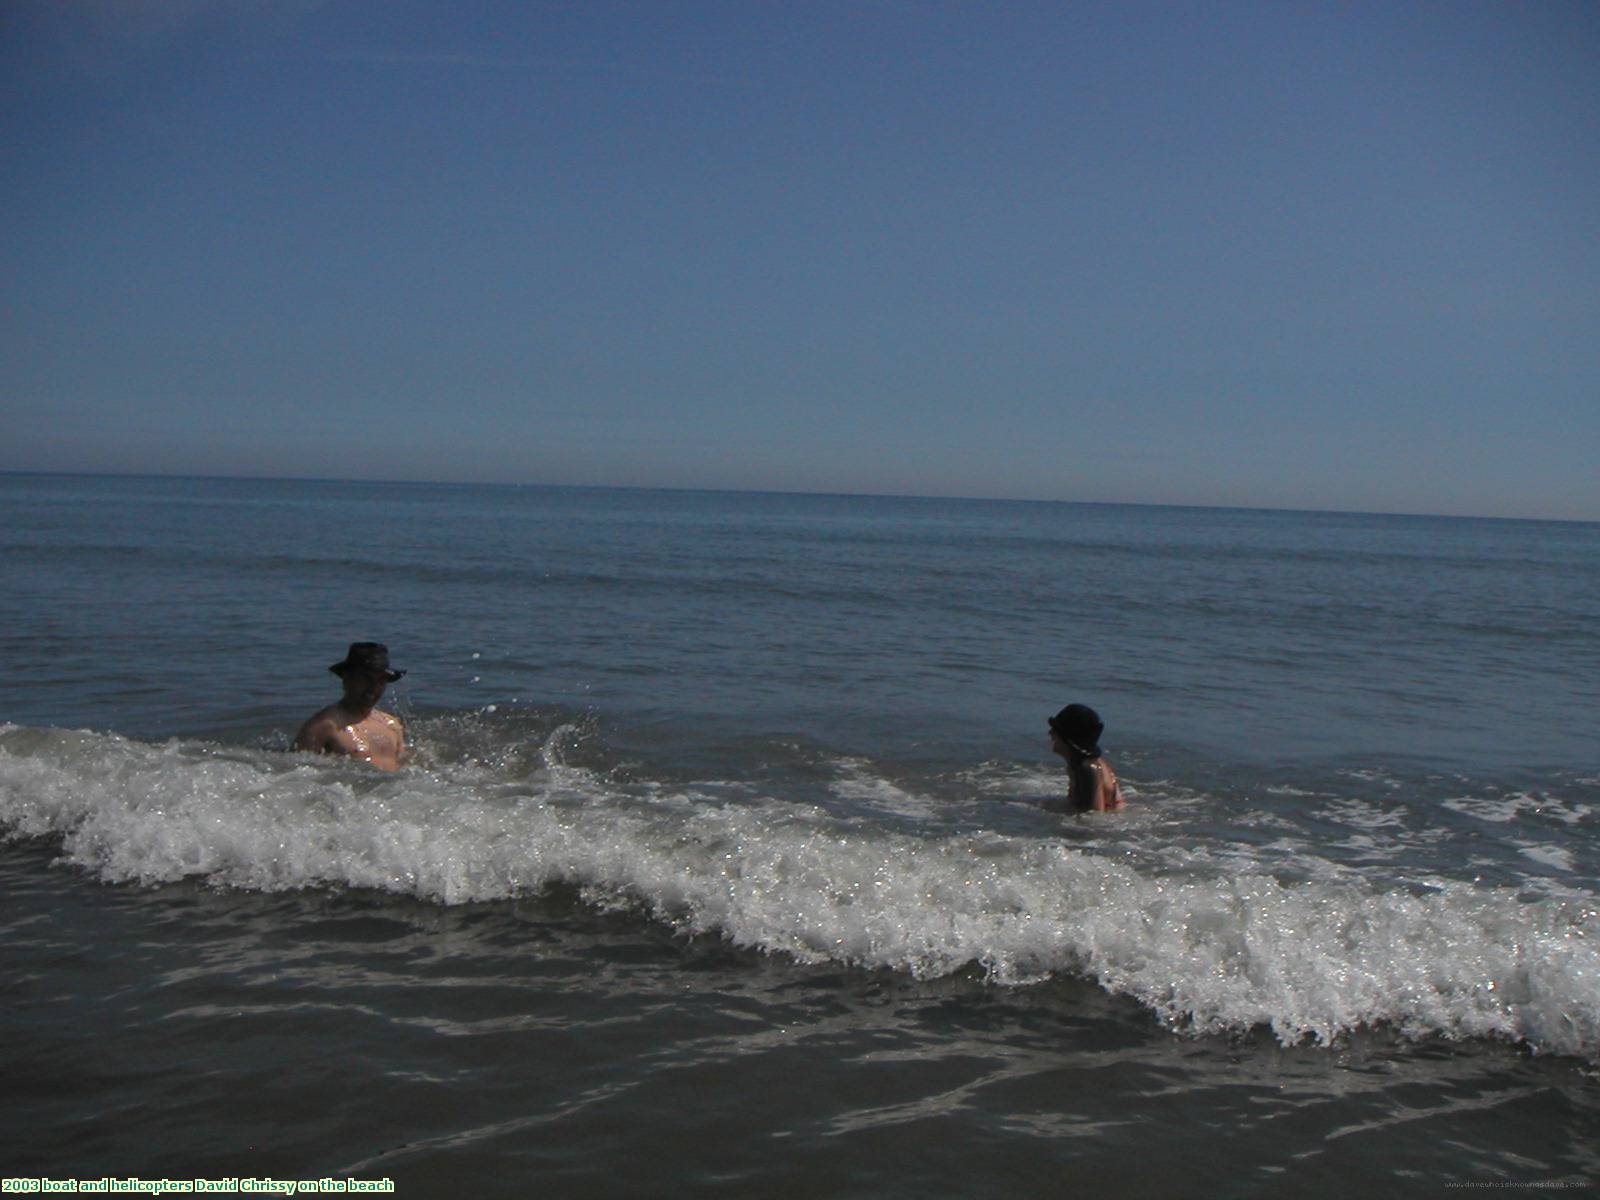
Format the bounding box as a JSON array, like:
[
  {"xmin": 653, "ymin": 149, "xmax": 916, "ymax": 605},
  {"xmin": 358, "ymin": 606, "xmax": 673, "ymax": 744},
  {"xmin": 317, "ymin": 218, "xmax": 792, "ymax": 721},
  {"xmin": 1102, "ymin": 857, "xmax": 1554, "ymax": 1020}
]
[{"xmin": 2, "ymin": 1, "xmax": 1596, "ymax": 520}]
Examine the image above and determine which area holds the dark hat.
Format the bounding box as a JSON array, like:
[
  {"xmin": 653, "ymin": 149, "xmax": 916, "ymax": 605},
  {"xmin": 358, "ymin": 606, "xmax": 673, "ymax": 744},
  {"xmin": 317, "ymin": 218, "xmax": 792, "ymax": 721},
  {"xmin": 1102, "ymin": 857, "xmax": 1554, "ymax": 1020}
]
[
  {"xmin": 1049, "ymin": 703, "xmax": 1104, "ymax": 756},
  {"xmin": 329, "ymin": 642, "xmax": 405, "ymax": 682}
]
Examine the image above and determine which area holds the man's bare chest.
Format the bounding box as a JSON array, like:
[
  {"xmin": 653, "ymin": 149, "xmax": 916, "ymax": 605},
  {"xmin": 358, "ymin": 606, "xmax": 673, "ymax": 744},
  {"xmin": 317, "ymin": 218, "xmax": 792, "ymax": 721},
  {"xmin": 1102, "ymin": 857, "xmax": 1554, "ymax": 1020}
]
[{"xmin": 341, "ymin": 714, "xmax": 398, "ymax": 757}]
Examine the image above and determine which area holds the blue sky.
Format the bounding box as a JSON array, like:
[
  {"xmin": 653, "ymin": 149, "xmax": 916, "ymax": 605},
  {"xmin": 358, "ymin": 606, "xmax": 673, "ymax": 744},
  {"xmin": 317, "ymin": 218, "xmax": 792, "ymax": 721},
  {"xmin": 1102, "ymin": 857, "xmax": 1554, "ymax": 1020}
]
[{"xmin": 3, "ymin": 0, "xmax": 1596, "ymax": 519}]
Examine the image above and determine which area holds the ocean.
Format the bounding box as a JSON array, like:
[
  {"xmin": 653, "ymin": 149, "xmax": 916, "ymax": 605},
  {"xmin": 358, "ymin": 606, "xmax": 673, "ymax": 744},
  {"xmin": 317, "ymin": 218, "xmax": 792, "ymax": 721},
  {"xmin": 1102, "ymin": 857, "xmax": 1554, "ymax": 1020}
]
[{"xmin": 2, "ymin": 472, "xmax": 1597, "ymax": 1196}]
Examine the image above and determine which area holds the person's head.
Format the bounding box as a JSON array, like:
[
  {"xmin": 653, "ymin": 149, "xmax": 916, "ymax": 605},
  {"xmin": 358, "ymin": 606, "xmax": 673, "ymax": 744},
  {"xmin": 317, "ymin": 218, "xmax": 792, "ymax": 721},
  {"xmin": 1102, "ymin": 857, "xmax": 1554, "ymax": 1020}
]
[
  {"xmin": 1048, "ymin": 703, "xmax": 1104, "ymax": 759},
  {"xmin": 329, "ymin": 642, "xmax": 404, "ymax": 709}
]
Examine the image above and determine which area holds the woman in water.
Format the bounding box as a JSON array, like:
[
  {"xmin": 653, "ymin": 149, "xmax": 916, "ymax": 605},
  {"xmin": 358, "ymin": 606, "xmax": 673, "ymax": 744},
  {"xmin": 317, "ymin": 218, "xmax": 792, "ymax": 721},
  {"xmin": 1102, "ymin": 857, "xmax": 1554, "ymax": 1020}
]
[{"xmin": 1048, "ymin": 703, "xmax": 1124, "ymax": 812}]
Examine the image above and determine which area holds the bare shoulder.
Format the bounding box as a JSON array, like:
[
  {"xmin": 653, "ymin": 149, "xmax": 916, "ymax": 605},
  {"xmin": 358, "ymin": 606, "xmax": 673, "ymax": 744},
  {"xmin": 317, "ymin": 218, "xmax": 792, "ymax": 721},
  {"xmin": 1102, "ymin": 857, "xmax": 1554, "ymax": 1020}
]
[
  {"xmin": 300, "ymin": 704, "xmax": 343, "ymax": 732},
  {"xmin": 1098, "ymin": 758, "xmax": 1125, "ymax": 809},
  {"xmin": 295, "ymin": 706, "xmax": 342, "ymax": 749}
]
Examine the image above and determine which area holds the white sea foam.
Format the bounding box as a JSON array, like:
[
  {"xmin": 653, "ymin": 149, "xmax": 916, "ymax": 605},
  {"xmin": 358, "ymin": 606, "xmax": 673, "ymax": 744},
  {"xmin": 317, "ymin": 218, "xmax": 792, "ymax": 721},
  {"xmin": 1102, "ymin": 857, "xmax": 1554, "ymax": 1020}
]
[
  {"xmin": 963, "ymin": 763, "xmax": 1064, "ymax": 800},
  {"xmin": 827, "ymin": 758, "xmax": 938, "ymax": 820},
  {"xmin": 1441, "ymin": 792, "xmax": 1594, "ymax": 826},
  {"xmin": 1312, "ymin": 799, "xmax": 1406, "ymax": 830},
  {"xmin": 1520, "ymin": 844, "xmax": 1575, "ymax": 873},
  {"xmin": 2, "ymin": 724, "xmax": 1598, "ymax": 1061},
  {"xmin": 1338, "ymin": 768, "xmax": 1403, "ymax": 790}
]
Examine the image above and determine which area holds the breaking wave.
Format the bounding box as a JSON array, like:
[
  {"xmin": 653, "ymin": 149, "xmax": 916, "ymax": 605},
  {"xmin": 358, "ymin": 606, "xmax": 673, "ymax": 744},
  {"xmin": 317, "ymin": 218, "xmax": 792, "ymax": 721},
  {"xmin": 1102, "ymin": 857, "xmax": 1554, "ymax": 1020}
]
[{"xmin": 2, "ymin": 722, "xmax": 1596, "ymax": 1061}]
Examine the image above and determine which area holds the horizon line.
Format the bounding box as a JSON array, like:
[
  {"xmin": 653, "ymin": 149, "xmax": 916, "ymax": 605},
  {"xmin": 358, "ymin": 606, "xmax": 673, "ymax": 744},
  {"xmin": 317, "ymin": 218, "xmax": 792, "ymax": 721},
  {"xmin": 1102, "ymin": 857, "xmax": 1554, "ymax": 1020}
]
[{"xmin": 1, "ymin": 467, "xmax": 1594, "ymax": 528}]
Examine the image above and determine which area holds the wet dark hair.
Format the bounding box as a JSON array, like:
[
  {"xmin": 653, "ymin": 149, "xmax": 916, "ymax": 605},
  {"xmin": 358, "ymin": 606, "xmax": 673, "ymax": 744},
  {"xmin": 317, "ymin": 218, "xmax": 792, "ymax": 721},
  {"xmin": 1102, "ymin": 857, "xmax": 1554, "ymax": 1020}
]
[{"xmin": 1049, "ymin": 703, "xmax": 1104, "ymax": 757}]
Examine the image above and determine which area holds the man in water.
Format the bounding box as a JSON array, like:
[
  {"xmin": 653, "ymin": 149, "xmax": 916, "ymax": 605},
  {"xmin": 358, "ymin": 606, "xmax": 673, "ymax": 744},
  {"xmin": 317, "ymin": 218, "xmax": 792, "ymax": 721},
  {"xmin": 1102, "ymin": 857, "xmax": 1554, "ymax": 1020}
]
[
  {"xmin": 295, "ymin": 642, "xmax": 407, "ymax": 770},
  {"xmin": 1047, "ymin": 703, "xmax": 1124, "ymax": 812}
]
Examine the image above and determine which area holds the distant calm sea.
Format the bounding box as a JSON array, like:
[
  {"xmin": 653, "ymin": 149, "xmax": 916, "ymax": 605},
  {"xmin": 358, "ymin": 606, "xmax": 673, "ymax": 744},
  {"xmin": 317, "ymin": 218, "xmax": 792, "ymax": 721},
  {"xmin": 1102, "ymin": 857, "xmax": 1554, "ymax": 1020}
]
[{"xmin": 3, "ymin": 473, "xmax": 1597, "ymax": 1195}]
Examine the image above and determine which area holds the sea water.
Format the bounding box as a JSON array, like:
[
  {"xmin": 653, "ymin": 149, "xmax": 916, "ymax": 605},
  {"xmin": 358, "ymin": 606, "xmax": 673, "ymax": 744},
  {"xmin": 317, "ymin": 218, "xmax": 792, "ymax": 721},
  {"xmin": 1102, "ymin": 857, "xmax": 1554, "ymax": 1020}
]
[{"xmin": 2, "ymin": 473, "xmax": 1597, "ymax": 1194}]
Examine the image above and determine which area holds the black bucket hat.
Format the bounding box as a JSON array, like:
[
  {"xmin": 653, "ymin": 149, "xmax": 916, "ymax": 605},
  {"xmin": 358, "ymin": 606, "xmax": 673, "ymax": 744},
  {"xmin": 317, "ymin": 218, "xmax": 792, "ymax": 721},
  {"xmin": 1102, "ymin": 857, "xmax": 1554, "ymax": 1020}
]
[
  {"xmin": 329, "ymin": 642, "xmax": 405, "ymax": 682},
  {"xmin": 1049, "ymin": 703, "xmax": 1104, "ymax": 757}
]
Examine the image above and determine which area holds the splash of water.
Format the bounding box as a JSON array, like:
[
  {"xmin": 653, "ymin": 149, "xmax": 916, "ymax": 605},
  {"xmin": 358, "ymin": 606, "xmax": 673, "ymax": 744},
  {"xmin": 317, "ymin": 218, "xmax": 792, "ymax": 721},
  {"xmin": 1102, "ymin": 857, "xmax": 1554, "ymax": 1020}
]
[{"xmin": 2, "ymin": 723, "xmax": 1596, "ymax": 1060}]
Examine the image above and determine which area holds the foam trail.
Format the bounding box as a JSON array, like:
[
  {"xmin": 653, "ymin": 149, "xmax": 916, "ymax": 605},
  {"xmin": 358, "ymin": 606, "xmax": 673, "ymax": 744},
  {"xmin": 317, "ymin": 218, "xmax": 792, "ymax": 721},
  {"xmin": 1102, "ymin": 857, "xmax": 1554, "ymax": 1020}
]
[{"xmin": 2, "ymin": 725, "xmax": 1597, "ymax": 1061}]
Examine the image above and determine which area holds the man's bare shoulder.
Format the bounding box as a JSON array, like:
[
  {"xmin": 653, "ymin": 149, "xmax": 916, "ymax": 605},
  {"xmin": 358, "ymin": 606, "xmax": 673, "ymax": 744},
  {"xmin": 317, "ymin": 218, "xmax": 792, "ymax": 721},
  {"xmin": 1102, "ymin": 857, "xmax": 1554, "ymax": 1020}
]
[
  {"xmin": 300, "ymin": 705, "xmax": 347, "ymax": 732},
  {"xmin": 295, "ymin": 706, "xmax": 346, "ymax": 749}
]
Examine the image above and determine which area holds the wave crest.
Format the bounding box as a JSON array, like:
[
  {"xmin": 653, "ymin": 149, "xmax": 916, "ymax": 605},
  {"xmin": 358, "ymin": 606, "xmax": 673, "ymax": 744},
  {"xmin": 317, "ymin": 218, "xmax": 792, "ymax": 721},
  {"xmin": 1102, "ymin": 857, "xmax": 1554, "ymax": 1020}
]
[{"xmin": 2, "ymin": 723, "xmax": 1596, "ymax": 1061}]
